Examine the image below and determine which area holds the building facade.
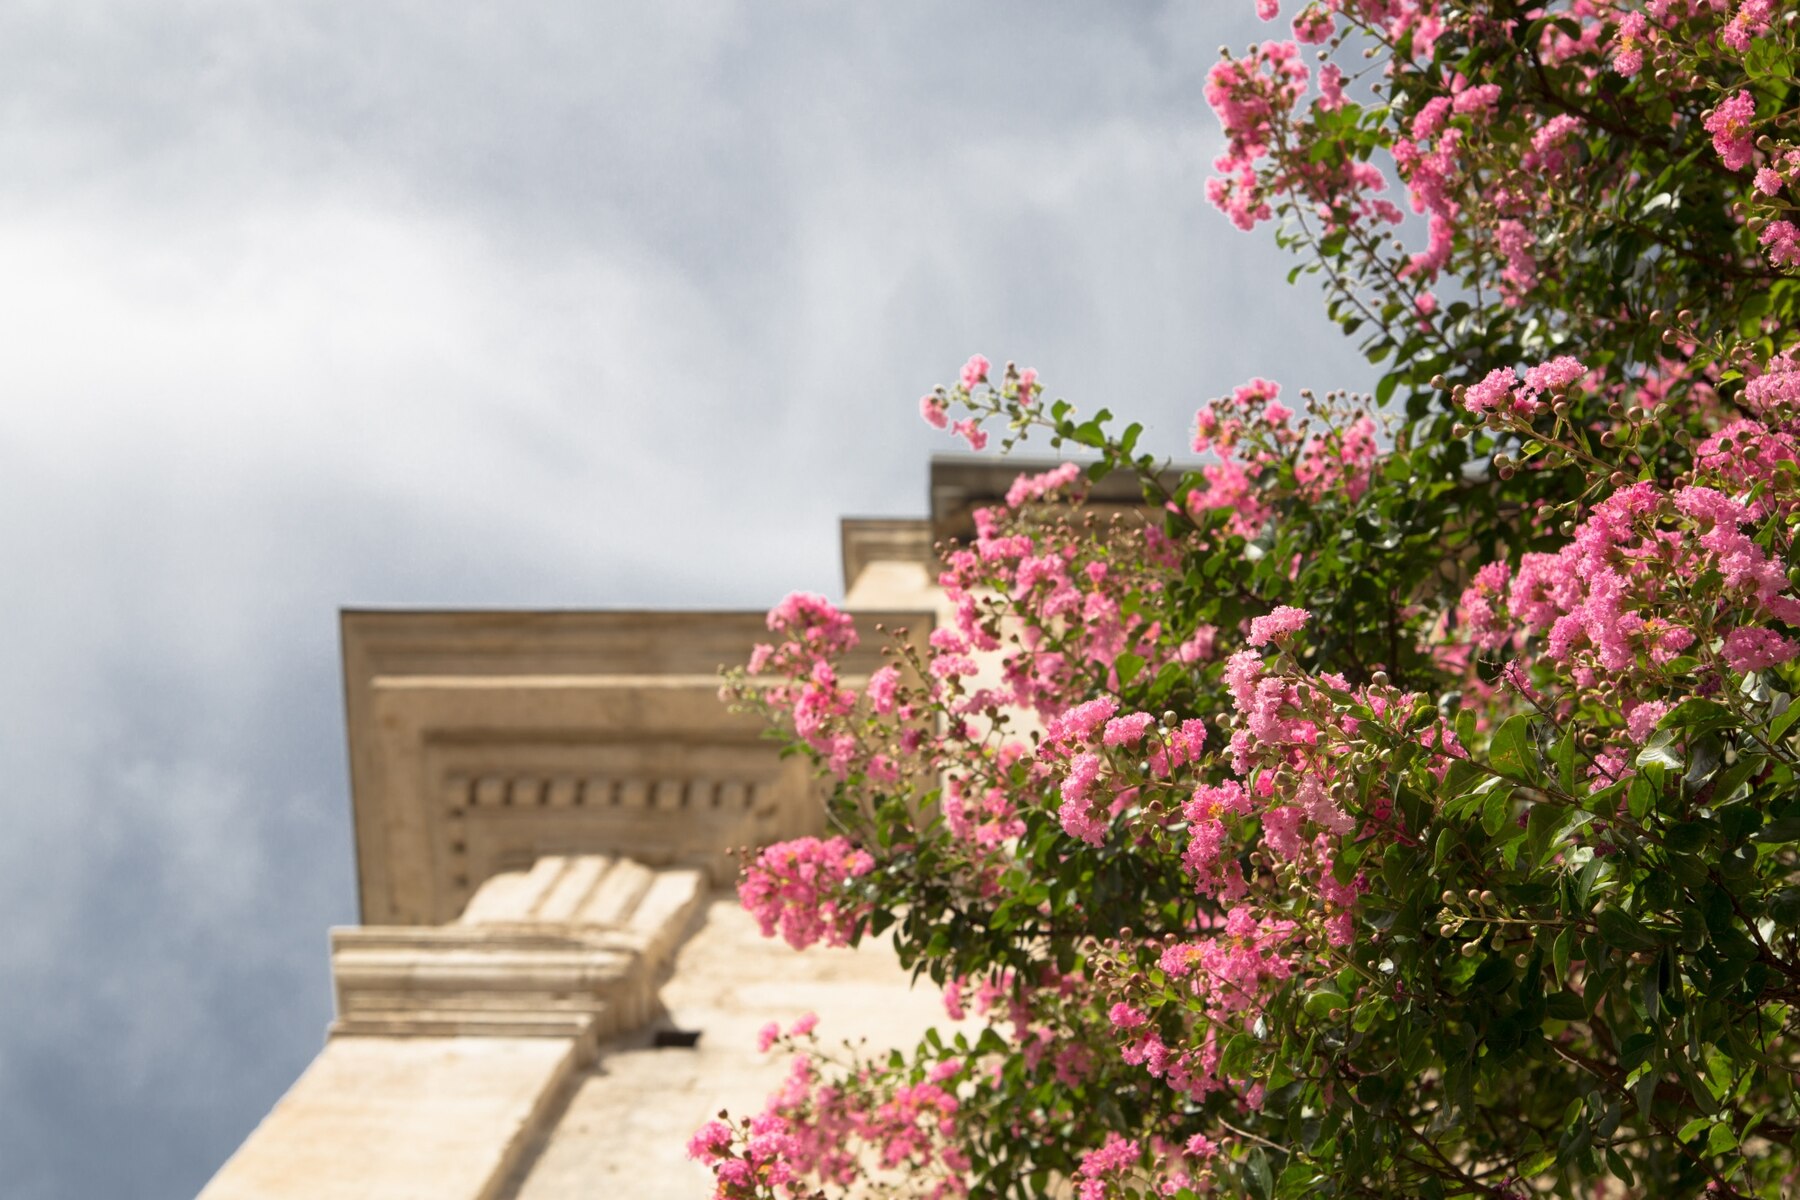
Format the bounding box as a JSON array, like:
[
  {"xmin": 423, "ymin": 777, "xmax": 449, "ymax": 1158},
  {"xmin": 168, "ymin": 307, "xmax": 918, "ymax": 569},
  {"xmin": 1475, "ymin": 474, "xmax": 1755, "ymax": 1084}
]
[{"xmin": 197, "ymin": 459, "xmax": 1071, "ymax": 1199}]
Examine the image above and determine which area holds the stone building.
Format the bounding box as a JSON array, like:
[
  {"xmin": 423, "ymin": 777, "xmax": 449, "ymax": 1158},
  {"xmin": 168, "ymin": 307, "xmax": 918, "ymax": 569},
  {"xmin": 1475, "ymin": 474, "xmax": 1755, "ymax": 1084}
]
[{"xmin": 197, "ymin": 457, "xmax": 1109, "ymax": 1199}]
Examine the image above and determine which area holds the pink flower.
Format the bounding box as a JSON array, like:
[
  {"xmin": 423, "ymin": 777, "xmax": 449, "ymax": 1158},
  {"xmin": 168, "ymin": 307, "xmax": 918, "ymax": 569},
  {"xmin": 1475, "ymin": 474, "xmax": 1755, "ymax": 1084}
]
[
  {"xmin": 1761, "ymin": 220, "xmax": 1800, "ymax": 268},
  {"xmin": 1102, "ymin": 712, "xmax": 1154, "ymax": 747},
  {"xmin": 1293, "ymin": 3, "xmax": 1334, "ymax": 43},
  {"xmin": 919, "ymin": 393, "xmax": 948, "ymax": 429},
  {"xmin": 1045, "ymin": 696, "xmax": 1119, "ymax": 746},
  {"xmin": 1297, "ymin": 773, "xmax": 1355, "ymax": 835},
  {"xmin": 1612, "ymin": 10, "xmax": 1649, "ymax": 75},
  {"xmin": 960, "ymin": 354, "xmax": 990, "ymax": 389},
  {"xmin": 1059, "ymin": 753, "xmax": 1108, "ymax": 845},
  {"xmin": 757, "ymin": 1021, "xmax": 781, "ymax": 1052},
  {"xmin": 1463, "ymin": 366, "xmax": 1519, "ymax": 416},
  {"xmin": 1722, "ymin": 626, "xmax": 1799, "ymax": 673},
  {"xmin": 739, "ymin": 836, "xmax": 876, "ymax": 951},
  {"xmin": 1521, "ymin": 355, "xmax": 1588, "ymax": 399},
  {"xmin": 687, "ymin": 1118, "xmax": 734, "ymax": 1161},
  {"xmin": 1704, "ymin": 91, "xmax": 1757, "ymax": 172},
  {"xmin": 866, "ymin": 664, "xmax": 900, "ymax": 715},
  {"xmin": 1247, "ymin": 605, "xmax": 1309, "ymax": 646},
  {"xmin": 1316, "ymin": 62, "xmax": 1344, "ymax": 109},
  {"xmin": 1006, "ymin": 462, "xmax": 1082, "ymax": 508},
  {"xmin": 1108, "ymin": 1002, "xmax": 1147, "ymax": 1029},
  {"xmin": 943, "ymin": 976, "xmax": 966, "ymax": 1020},
  {"xmin": 1756, "ymin": 167, "xmax": 1785, "ymax": 196},
  {"xmin": 951, "ymin": 418, "xmax": 988, "ymax": 451},
  {"xmin": 1626, "ymin": 700, "xmax": 1671, "ymax": 744},
  {"xmin": 1452, "ymin": 84, "xmax": 1500, "ymax": 116}
]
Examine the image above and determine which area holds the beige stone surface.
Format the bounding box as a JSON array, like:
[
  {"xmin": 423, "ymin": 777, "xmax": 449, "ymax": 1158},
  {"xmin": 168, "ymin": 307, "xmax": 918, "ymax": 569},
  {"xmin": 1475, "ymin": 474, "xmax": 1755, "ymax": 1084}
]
[
  {"xmin": 498, "ymin": 894, "xmax": 951, "ymax": 1200},
  {"xmin": 198, "ymin": 1036, "xmax": 577, "ymax": 1200},
  {"xmin": 341, "ymin": 609, "xmax": 933, "ymax": 926},
  {"xmin": 331, "ymin": 855, "xmax": 707, "ymax": 1045}
]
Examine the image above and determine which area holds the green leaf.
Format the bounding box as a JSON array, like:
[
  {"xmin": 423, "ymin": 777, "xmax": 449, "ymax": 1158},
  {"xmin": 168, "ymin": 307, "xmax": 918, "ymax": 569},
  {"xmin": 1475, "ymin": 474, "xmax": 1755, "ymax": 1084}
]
[
  {"xmin": 1526, "ymin": 800, "xmax": 1562, "ymax": 864},
  {"xmin": 1597, "ymin": 907, "xmax": 1659, "ymax": 952},
  {"xmin": 1220, "ymin": 1033, "xmax": 1257, "ymax": 1078},
  {"xmin": 1677, "ymin": 1116, "xmax": 1711, "ymax": 1143},
  {"xmin": 1663, "ymin": 698, "xmax": 1738, "ymax": 735},
  {"xmin": 1755, "ymin": 815, "xmax": 1800, "ymax": 843},
  {"xmin": 1244, "ymin": 1148, "xmax": 1274, "ymax": 1200},
  {"xmin": 1482, "ymin": 785, "xmax": 1513, "ymax": 836},
  {"xmin": 1489, "ymin": 714, "xmax": 1537, "ymax": 780},
  {"xmin": 1545, "ymin": 991, "xmax": 1586, "ymax": 1020},
  {"xmin": 1303, "ymin": 989, "xmax": 1349, "ymax": 1019},
  {"xmin": 1768, "ymin": 887, "xmax": 1800, "ymax": 927},
  {"xmin": 1636, "ymin": 730, "xmax": 1682, "ymax": 785},
  {"xmin": 1115, "ymin": 653, "xmax": 1145, "ymax": 687}
]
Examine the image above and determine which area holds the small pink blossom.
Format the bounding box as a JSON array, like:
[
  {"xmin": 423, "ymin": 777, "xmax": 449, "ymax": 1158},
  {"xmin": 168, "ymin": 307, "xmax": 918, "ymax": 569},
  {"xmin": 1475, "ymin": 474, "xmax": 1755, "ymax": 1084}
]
[
  {"xmin": 960, "ymin": 354, "xmax": 990, "ymax": 389},
  {"xmin": 687, "ymin": 1118, "xmax": 733, "ymax": 1161},
  {"xmin": 1704, "ymin": 91, "xmax": 1757, "ymax": 172},
  {"xmin": 1102, "ymin": 711, "xmax": 1154, "ymax": 747},
  {"xmin": 1723, "ymin": 626, "xmax": 1799, "ymax": 672},
  {"xmin": 919, "ymin": 393, "xmax": 948, "ymax": 429},
  {"xmin": 1293, "ymin": 3, "xmax": 1334, "ymax": 43},
  {"xmin": 1059, "ymin": 753, "xmax": 1108, "ymax": 845},
  {"xmin": 1521, "ymin": 355, "xmax": 1588, "ymax": 399},
  {"xmin": 1247, "ymin": 605, "xmax": 1309, "ymax": 646},
  {"xmin": 1463, "ymin": 367, "xmax": 1519, "ymax": 416},
  {"xmin": 866, "ymin": 664, "xmax": 900, "ymax": 715},
  {"xmin": 1761, "ymin": 220, "xmax": 1800, "ymax": 269},
  {"xmin": 739, "ymin": 836, "xmax": 876, "ymax": 951}
]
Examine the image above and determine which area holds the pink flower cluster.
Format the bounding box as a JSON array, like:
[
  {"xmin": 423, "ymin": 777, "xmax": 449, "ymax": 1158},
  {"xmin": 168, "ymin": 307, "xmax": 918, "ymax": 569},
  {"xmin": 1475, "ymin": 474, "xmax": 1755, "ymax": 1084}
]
[
  {"xmin": 685, "ymin": 1112, "xmax": 801, "ymax": 1199},
  {"xmin": 1705, "ymin": 90, "xmax": 1757, "ymax": 172},
  {"xmin": 1247, "ymin": 605, "xmax": 1309, "ymax": 646},
  {"xmin": 1460, "ymin": 356, "xmax": 1588, "ymax": 419},
  {"xmin": 751, "ymin": 591, "xmax": 859, "ymax": 676},
  {"xmin": 1005, "ymin": 461, "xmax": 1083, "ymax": 509},
  {"xmin": 1457, "ymin": 468, "xmax": 1800, "ymax": 763},
  {"xmin": 1206, "ymin": 42, "xmax": 1308, "ymax": 230},
  {"xmin": 738, "ymin": 836, "xmax": 876, "ymax": 950}
]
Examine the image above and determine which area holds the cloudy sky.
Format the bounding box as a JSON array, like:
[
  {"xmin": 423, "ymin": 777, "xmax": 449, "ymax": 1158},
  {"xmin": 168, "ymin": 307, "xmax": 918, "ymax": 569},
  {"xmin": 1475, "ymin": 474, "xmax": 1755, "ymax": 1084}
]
[{"xmin": 0, "ymin": 4, "xmax": 1378, "ymax": 1196}]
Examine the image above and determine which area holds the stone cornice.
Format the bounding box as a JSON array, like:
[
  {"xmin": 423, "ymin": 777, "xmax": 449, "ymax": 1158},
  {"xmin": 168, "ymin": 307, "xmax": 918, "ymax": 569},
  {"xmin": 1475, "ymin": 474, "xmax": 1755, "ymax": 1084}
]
[{"xmin": 340, "ymin": 609, "xmax": 930, "ymax": 926}]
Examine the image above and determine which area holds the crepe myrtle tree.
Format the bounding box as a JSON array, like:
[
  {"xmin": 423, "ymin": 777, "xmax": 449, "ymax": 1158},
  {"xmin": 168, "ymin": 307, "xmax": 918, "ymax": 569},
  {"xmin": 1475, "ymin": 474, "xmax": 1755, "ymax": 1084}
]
[{"xmin": 691, "ymin": 3, "xmax": 1800, "ymax": 1197}]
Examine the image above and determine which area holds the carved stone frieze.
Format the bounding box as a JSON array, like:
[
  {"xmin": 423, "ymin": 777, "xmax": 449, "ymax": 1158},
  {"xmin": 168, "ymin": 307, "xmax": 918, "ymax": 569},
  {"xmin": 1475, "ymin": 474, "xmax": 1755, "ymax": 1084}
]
[{"xmin": 341, "ymin": 610, "xmax": 930, "ymax": 925}]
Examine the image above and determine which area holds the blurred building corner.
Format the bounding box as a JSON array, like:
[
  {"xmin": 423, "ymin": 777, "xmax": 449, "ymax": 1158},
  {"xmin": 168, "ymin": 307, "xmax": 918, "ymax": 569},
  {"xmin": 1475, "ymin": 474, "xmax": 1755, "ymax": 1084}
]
[{"xmin": 195, "ymin": 458, "xmax": 1042, "ymax": 1200}]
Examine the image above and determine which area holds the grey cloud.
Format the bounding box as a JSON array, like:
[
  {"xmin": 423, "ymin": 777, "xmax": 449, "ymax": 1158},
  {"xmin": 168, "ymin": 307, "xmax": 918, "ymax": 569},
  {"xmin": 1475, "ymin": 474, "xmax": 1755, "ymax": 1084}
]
[{"xmin": 0, "ymin": 4, "xmax": 1377, "ymax": 1196}]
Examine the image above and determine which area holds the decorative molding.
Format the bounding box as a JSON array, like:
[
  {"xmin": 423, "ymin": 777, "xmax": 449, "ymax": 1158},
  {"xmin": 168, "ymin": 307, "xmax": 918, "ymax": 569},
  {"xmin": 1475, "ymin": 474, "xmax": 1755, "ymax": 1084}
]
[
  {"xmin": 340, "ymin": 610, "xmax": 932, "ymax": 925},
  {"xmin": 330, "ymin": 855, "xmax": 706, "ymax": 1050}
]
